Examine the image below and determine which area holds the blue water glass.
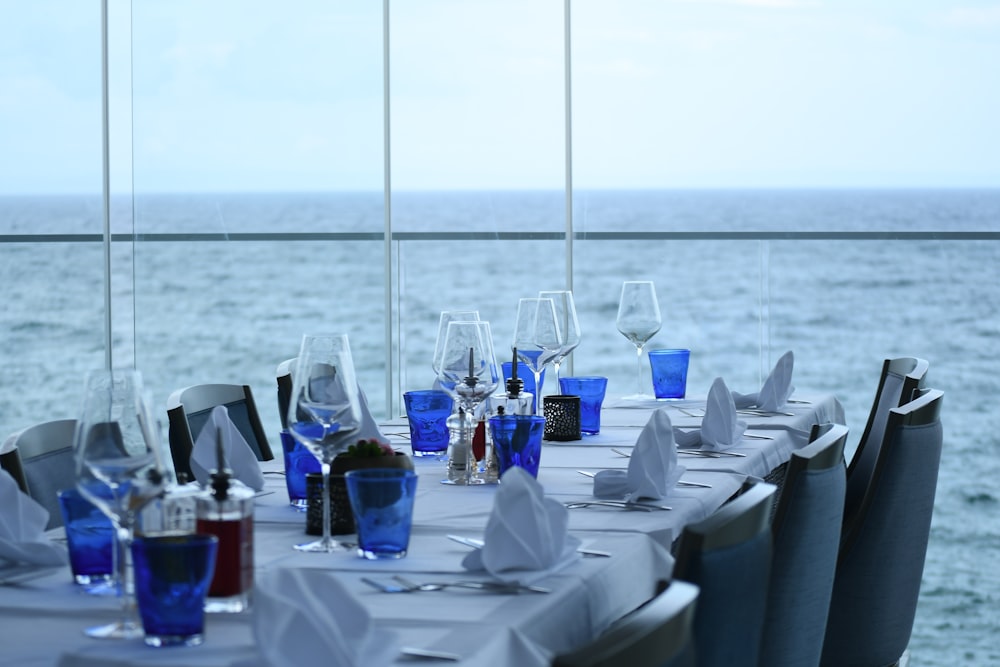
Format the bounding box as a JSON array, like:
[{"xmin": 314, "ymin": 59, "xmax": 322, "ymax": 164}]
[
  {"xmin": 57, "ymin": 487, "xmax": 114, "ymax": 589},
  {"xmin": 281, "ymin": 429, "xmax": 320, "ymax": 509},
  {"xmin": 131, "ymin": 533, "xmax": 219, "ymax": 647},
  {"xmin": 345, "ymin": 468, "xmax": 418, "ymax": 560},
  {"xmin": 488, "ymin": 414, "xmax": 546, "ymax": 478},
  {"xmin": 403, "ymin": 390, "xmax": 454, "ymax": 456},
  {"xmin": 502, "ymin": 362, "xmax": 546, "ymax": 414},
  {"xmin": 648, "ymin": 349, "xmax": 691, "ymax": 399},
  {"xmin": 558, "ymin": 376, "xmax": 609, "ymax": 435}
]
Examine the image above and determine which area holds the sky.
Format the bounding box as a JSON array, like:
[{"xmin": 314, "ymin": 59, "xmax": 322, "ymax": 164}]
[{"xmin": 2, "ymin": 0, "xmax": 1000, "ymax": 194}]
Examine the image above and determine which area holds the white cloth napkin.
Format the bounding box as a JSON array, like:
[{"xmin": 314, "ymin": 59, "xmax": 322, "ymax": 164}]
[
  {"xmin": 593, "ymin": 408, "xmax": 686, "ymax": 501},
  {"xmin": 0, "ymin": 468, "xmax": 67, "ymax": 567},
  {"xmin": 462, "ymin": 467, "xmax": 580, "ymax": 582},
  {"xmin": 732, "ymin": 350, "xmax": 795, "ymax": 411},
  {"xmin": 251, "ymin": 567, "xmax": 399, "ymax": 667},
  {"xmin": 674, "ymin": 377, "xmax": 747, "ymax": 451},
  {"xmin": 190, "ymin": 405, "xmax": 265, "ymax": 492}
]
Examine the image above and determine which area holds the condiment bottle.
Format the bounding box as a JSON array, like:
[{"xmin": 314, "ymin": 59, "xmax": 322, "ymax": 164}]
[{"xmin": 195, "ymin": 431, "xmax": 255, "ymax": 613}]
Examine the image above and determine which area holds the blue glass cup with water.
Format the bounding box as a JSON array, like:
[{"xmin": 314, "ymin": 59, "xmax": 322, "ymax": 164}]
[
  {"xmin": 488, "ymin": 414, "xmax": 546, "ymax": 478},
  {"xmin": 403, "ymin": 390, "xmax": 453, "ymax": 457},
  {"xmin": 58, "ymin": 487, "xmax": 114, "ymax": 590},
  {"xmin": 280, "ymin": 430, "xmax": 321, "ymax": 509},
  {"xmin": 648, "ymin": 349, "xmax": 691, "ymax": 399},
  {"xmin": 131, "ymin": 533, "xmax": 219, "ymax": 647},
  {"xmin": 345, "ymin": 468, "xmax": 418, "ymax": 560},
  {"xmin": 502, "ymin": 362, "xmax": 545, "ymax": 414},
  {"xmin": 558, "ymin": 376, "xmax": 609, "ymax": 435}
]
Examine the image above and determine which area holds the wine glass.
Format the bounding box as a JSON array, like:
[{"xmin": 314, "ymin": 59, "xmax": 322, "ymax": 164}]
[
  {"xmin": 286, "ymin": 334, "xmax": 363, "ymax": 552},
  {"xmin": 437, "ymin": 320, "xmax": 500, "ymax": 484},
  {"xmin": 73, "ymin": 368, "xmax": 168, "ymax": 639},
  {"xmin": 432, "ymin": 310, "xmax": 480, "ymax": 378},
  {"xmin": 538, "ymin": 290, "xmax": 581, "ymax": 382},
  {"xmin": 616, "ymin": 281, "xmax": 662, "ymax": 399},
  {"xmin": 512, "ymin": 297, "xmax": 562, "ymax": 415}
]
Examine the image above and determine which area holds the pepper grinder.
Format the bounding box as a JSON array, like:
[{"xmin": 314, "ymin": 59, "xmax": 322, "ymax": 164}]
[{"xmin": 195, "ymin": 429, "xmax": 255, "ymax": 613}]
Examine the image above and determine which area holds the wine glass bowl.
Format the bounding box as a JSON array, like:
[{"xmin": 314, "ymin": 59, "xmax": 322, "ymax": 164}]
[
  {"xmin": 616, "ymin": 281, "xmax": 663, "ymax": 399},
  {"xmin": 538, "ymin": 290, "xmax": 581, "ymax": 382},
  {"xmin": 73, "ymin": 368, "xmax": 168, "ymax": 640},
  {"xmin": 287, "ymin": 334, "xmax": 363, "ymax": 552}
]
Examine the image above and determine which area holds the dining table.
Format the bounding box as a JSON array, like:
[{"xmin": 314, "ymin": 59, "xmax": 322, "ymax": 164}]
[{"xmin": 0, "ymin": 393, "xmax": 843, "ymax": 667}]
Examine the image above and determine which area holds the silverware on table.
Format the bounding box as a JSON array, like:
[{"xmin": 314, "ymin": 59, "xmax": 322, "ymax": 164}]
[
  {"xmin": 563, "ymin": 500, "xmax": 672, "ymax": 511},
  {"xmin": 447, "ymin": 534, "xmax": 611, "ymax": 558}
]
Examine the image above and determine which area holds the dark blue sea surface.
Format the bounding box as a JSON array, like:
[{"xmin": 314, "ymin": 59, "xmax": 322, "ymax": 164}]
[{"xmin": 2, "ymin": 189, "xmax": 998, "ymax": 664}]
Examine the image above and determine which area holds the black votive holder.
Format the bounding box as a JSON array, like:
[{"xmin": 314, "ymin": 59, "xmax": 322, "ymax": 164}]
[
  {"xmin": 543, "ymin": 395, "xmax": 582, "ymax": 441},
  {"xmin": 305, "ymin": 473, "xmax": 355, "ymax": 536}
]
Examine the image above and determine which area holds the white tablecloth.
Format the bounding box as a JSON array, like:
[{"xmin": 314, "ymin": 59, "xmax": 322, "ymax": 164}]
[{"xmin": 0, "ymin": 394, "xmax": 842, "ymax": 667}]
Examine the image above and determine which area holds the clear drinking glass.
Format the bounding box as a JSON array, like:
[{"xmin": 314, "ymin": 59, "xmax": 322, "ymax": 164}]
[
  {"xmin": 538, "ymin": 290, "xmax": 581, "ymax": 383},
  {"xmin": 616, "ymin": 281, "xmax": 663, "ymax": 399},
  {"xmin": 73, "ymin": 368, "xmax": 168, "ymax": 639},
  {"xmin": 512, "ymin": 297, "xmax": 562, "ymax": 415},
  {"xmin": 286, "ymin": 334, "xmax": 363, "ymax": 552}
]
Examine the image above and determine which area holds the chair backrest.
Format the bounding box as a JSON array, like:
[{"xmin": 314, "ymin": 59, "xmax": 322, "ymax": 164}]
[
  {"xmin": 552, "ymin": 580, "xmax": 699, "ymax": 667},
  {"xmin": 760, "ymin": 422, "xmax": 848, "ymax": 667},
  {"xmin": 822, "ymin": 388, "xmax": 943, "ymax": 667},
  {"xmin": 167, "ymin": 383, "xmax": 274, "ymax": 482},
  {"xmin": 276, "ymin": 358, "xmax": 295, "ymax": 430},
  {"xmin": 3, "ymin": 419, "xmax": 78, "ymax": 529},
  {"xmin": 673, "ymin": 481, "xmax": 777, "ymax": 667},
  {"xmin": 844, "ymin": 357, "xmax": 928, "ymax": 524}
]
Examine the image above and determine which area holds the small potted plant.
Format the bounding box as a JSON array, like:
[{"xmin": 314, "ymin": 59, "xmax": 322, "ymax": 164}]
[{"xmin": 326, "ymin": 439, "xmax": 413, "ymax": 535}]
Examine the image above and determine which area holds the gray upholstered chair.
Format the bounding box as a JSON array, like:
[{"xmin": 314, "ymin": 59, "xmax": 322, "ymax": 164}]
[
  {"xmin": 843, "ymin": 357, "xmax": 928, "ymax": 528},
  {"xmin": 552, "ymin": 579, "xmax": 699, "ymax": 667},
  {"xmin": 673, "ymin": 481, "xmax": 778, "ymax": 667},
  {"xmin": 166, "ymin": 383, "xmax": 274, "ymax": 483},
  {"xmin": 821, "ymin": 388, "xmax": 944, "ymax": 667},
  {"xmin": 1, "ymin": 419, "xmax": 78, "ymax": 529},
  {"xmin": 759, "ymin": 422, "xmax": 848, "ymax": 667}
]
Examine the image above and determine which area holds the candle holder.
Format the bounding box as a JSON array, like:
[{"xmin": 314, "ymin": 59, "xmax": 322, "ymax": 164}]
[{"xmin": 543, "ymin": 395, "xmax": 581, "ymax": 441}]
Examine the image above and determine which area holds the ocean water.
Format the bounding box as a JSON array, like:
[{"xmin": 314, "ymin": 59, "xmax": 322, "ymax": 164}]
[{"xmin": 2, "ymin": 189, "xmax": 999, "ymax": 664}]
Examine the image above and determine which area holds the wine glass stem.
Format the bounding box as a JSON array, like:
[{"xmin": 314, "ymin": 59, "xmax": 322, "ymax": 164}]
[
  {"xmin": 533, "ymin": 370, "xmax": 544, "ymax": 416},
  {"xmin": 320, "ymin": 461, "xmax": 333, "ymax": 548},
  {"xmin": 635, "ymin": 345, "xmax": 644, "ymax": 395},
  {"xmin": 552, "ymin": 360, "xmax": 562, "ymax": 385},
  {"xmin": 116, "ymin": 524, "xmax": 139, "ymax": 629}
]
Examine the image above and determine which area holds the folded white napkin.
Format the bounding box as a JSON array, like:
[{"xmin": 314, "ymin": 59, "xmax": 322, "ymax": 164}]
[
  {"xmin": 252, "ymin": 567, "xmax": 399, "ymax": 667},
  {"xmin": 0, "ymin": 468, "xmax": 67, "ymax": 567},
  {"xmin": 674, "ymin": 377, "xmax": 747, "ymax": 451},
  {"xmin": 732, "ymin": 350, "xmax": 795, "ymax": 411},
  {"xmin": 462, "ymin": 467, "xmax": 580, "ymax": 582},
  {"xmin": 190, "ymin": 405, "xmax": 265, "ymax": 492},
  {"xmin": 594, "ymin": 408, "xmax": 686, "ymax": 501}
]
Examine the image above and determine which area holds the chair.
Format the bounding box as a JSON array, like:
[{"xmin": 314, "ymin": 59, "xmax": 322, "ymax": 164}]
[
  {"xmin": 0, "ymin": 419, "xmax": 78, "ymax": 529},
  {"xmin": 821, "ymin": 388, "xmax": 944, "ymax": 667},
  {"xmin": 552, "ymin": 579, "xmax": 699, "ymax": 667},
  {"xmin": 673, "ymin": 481, "xmax": 778, "ymax": 667},
  {"xmin": 844, "ymin": 357, "xmax": 928, "ymax": 526},
  {"xmin": 276, "ymin": 358, "xmax": 295, "ymax": 430},
  {"xmin": 759, "ymin": 422, "xmax": 848, "ymax": 667},
  {"xmin": 167, "ymin": 383, "xmax": 274, "ymax": 482}
]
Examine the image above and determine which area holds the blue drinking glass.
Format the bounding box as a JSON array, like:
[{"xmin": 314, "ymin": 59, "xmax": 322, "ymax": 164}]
[
  {"xmin": 58, "ymin": 487, "xmax": 114, "ymax": 590},
  {"xmin": 281, "ymin": 430, "xmax": 321, "ymax": 509},
  {"xmin": 648, "ymin": 349, "xmax": 691, "ymax": 399},
  {"xmin": 403, "ymin": 390, "xmax": 453, "ymax": 456},
  {"xmin": 131, "ymin": 533, "xmax": 219, "ymax": 647},
  {"xmin": 558, "ymin": 376, "xmax": 609, "ymax": 435},
  {"xmin": 345, "ymin": 468, "xmax": 418, "ymax": 560},
  {"xmin": 488, "ymin": 414, "xmax": 546, "ymax": 478}
]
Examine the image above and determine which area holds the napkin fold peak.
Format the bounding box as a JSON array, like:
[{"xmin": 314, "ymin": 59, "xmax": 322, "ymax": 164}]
[
  {"xmin": 673, "ymin": 377, "xmax": 747, "ymax": 451},
  {"xmin": 0, "ymin": 468, "xmax": 67, "ymax": 567},
  {"xmin": 732, "ymin": 350, "xmax": 795, "ymax": 411},
  {"xmin": 594, "ymin": 408, "xmax": 686, "ymax": 501}
]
